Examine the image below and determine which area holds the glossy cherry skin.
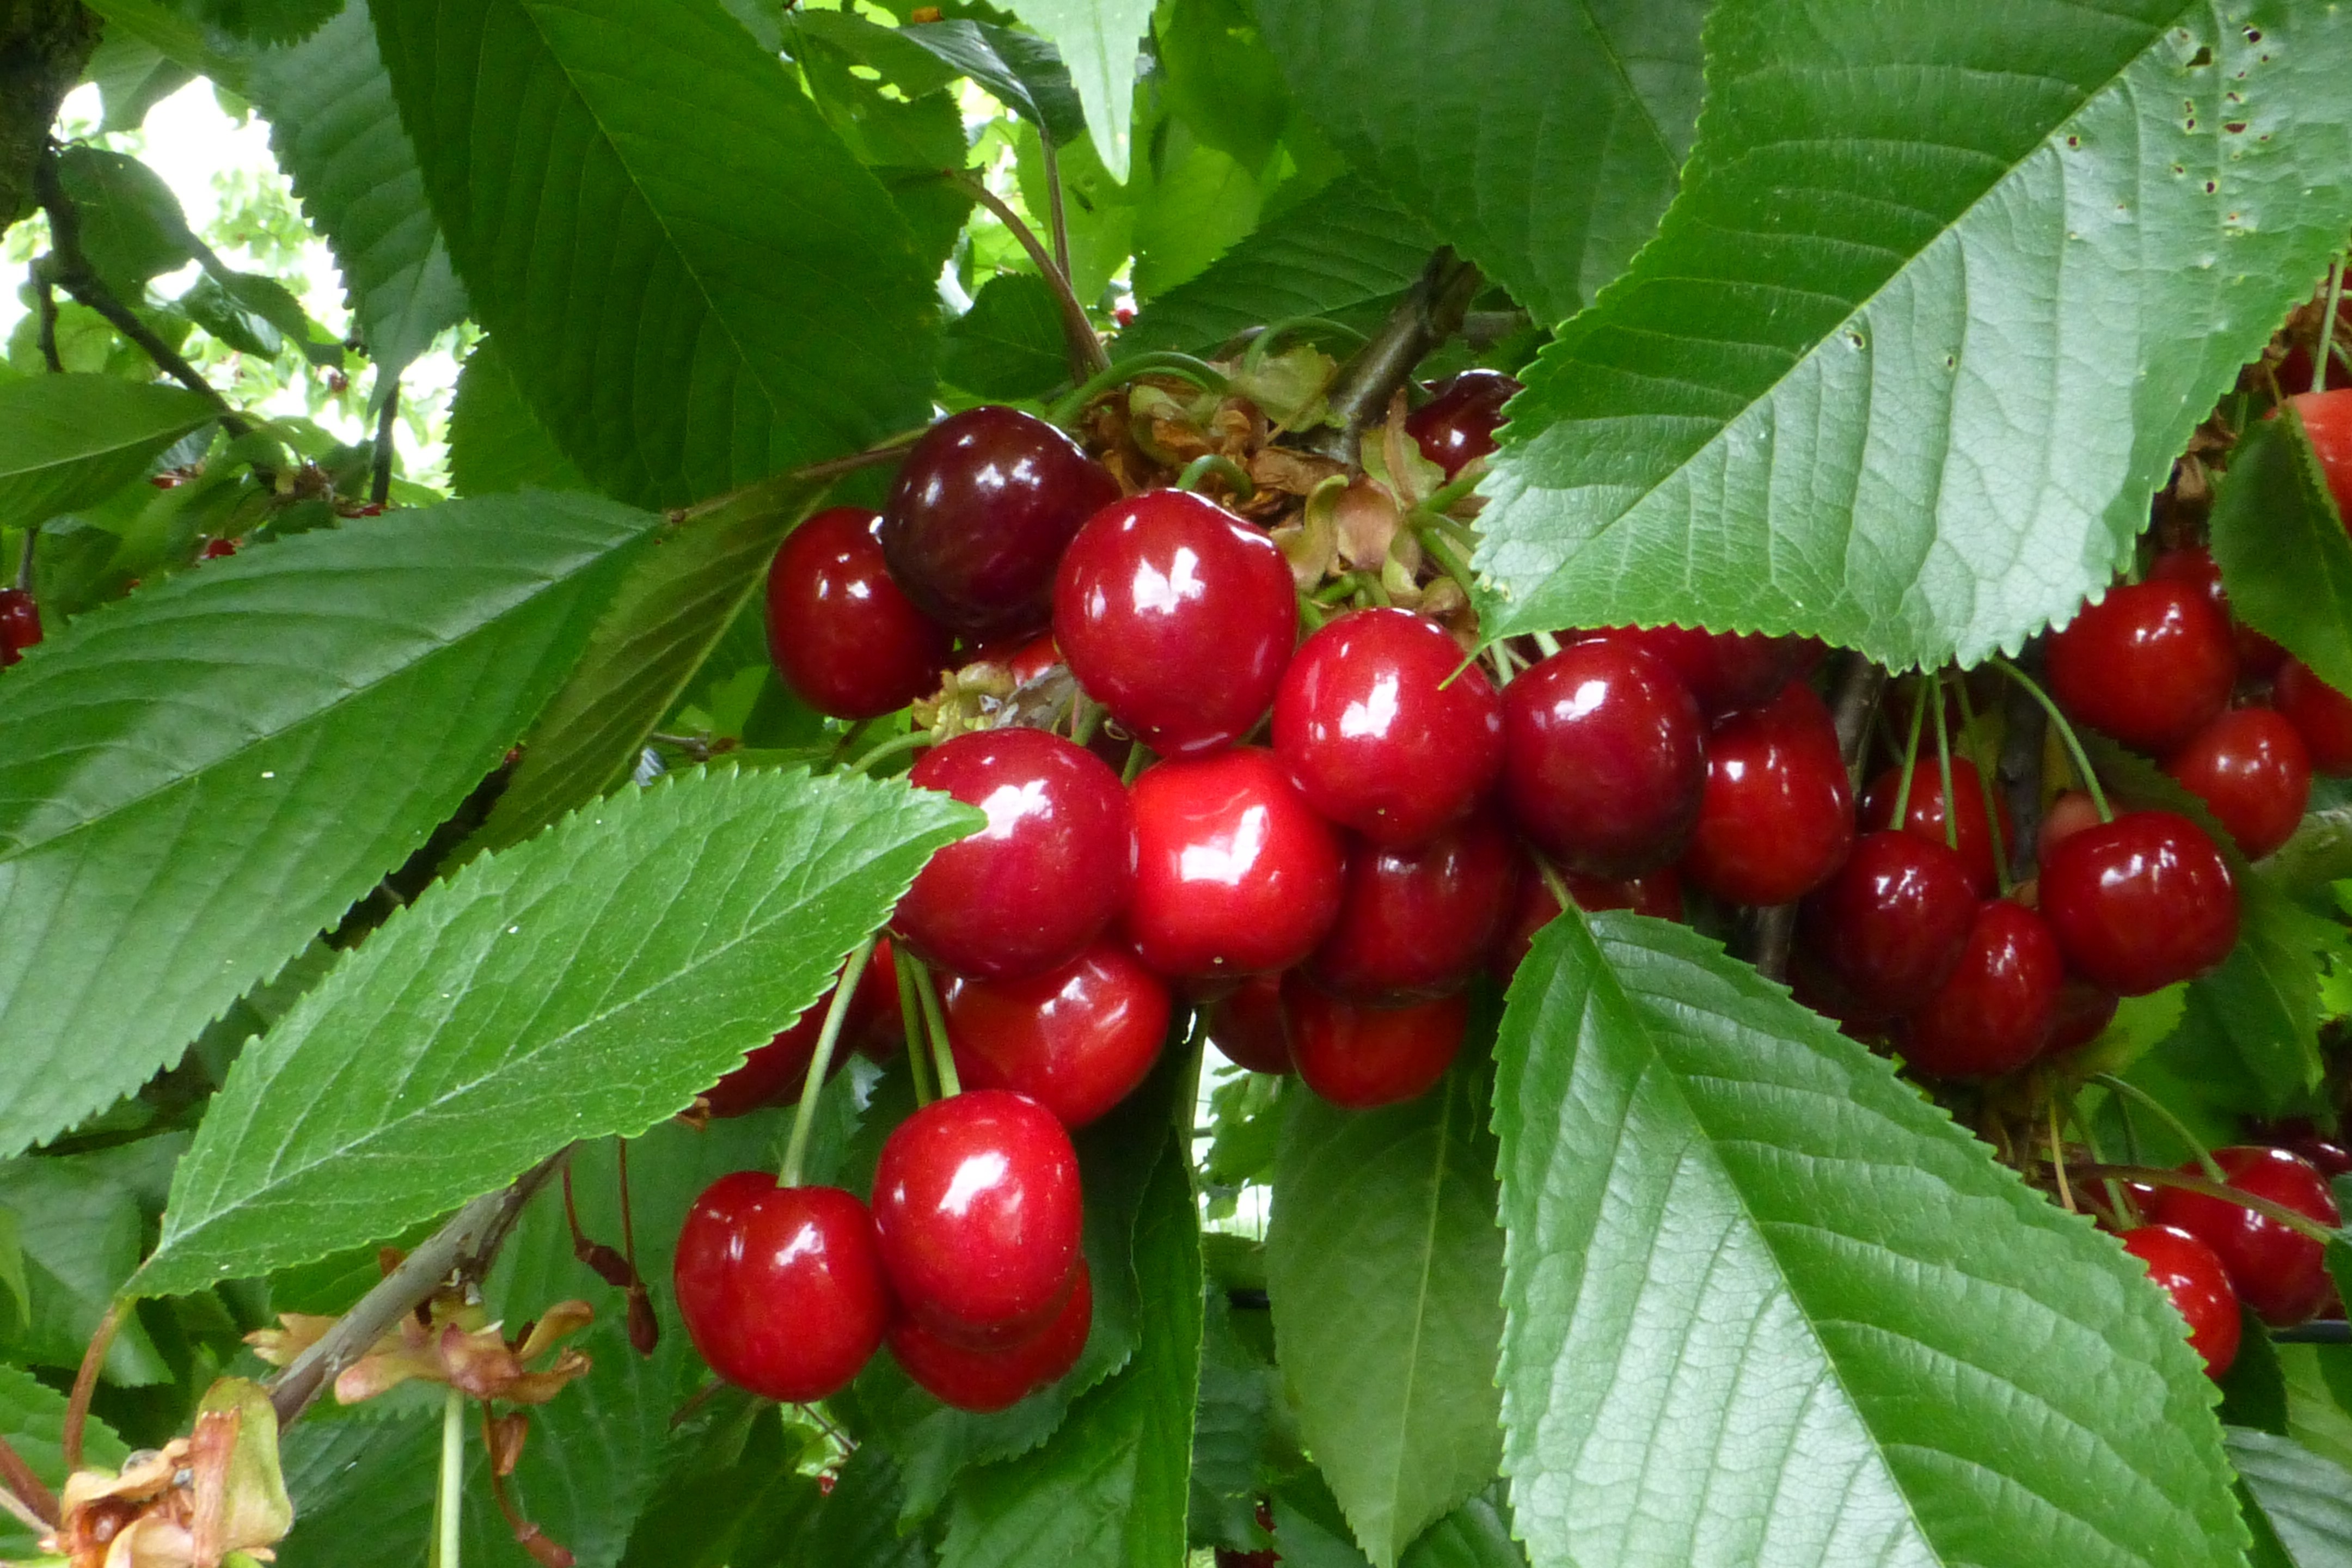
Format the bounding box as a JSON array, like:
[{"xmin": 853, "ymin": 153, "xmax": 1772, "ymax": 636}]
[
  {"xmin": 1682, "ymin": 681, "xmax": 1854, "ymax": 907},
  {"xmin": 1124, "ymin": 748, "xmax": 1344, "ymax": 979},
  {"xmin": 1798, "ymin": 831, "xmax": 1979, "ymax": 1015},
  {"xmin": 896, "ymin": 728, "xmax": 1136, "ymax": 981},
  {"xmin": 2120, "ymin": 1224, "xmax": 2242, "ymax": 1377},
  {"xmin": 1489, "ymin": 865, "xmax": 1682, "ymax": 983},
  {"xmin": 2037, "ymin": 789, "xmax": 2103, "ymax": 863},
  {"xmin": 2150, "ymin": 1146, "xmax": 2341, "ymax": 1326},
  {"xmin": 2038, "ymin": 810, "xmax": 2238, "ymax": 995},
  {"xmin": 1602, "ymin": 625, "xmax": 1817, "ymax": 718},
  {"xmin": 765, "ymin": 507, "xmax": 954, "ymax": 719},
  {"xmin": 1859, "ymin": 758, "xmax": 2011, "ymax": 896},
  {"xmin": 2285, "ymin": 388, "xmax": 2352, "ymax": 522},
  {"xmin": 1500, "ymin": 638, "xmax": 1708, "ymax": 877},
  {"xmin": 944, "ymin": 942, "xmax": 1171, "ymax": 1128},
  {"xmin": 2045, "ymin": 579, "xmax": 2235, "ymax": 755},
  {"xmin": 1896, "ymin": 899, "xmax": 2064, "ymax": 1078},
  {"xmin": 1055, "ymin": 490, "xmax": 1298, "ymax": 757},
  {"xmin": 1405, "ymin": 369, "xmax": 1519, "ymax": 476},
  {"xmin": 0, "ymin": 588, "xmax": 42, "ymax": 667},
  {"xmin": 889, "ymin": 1260, "xmax": 1092, "ymax": 1412},
  {"xmin": 2165, "ymin": 706, "xmax": 2311, "ymax": 859},
  {"xmin": 2045, "ymin": 976, "xmax": 2120, "ymax": 1055},
  {"xmin": 880, "ymin": 406, "xmax": 1122, "ymax": 636},
  {"xmin": 872, "ymin": 1089, "xmax": 1084, "ymax": 1346},
  {"xmin": 2147, "ymin": 544, "xmax": 2284, "ymax": 678},
  {"xmin": 2273, "ymin": 658, "xmax": 2352, "ymax": 775},
  {"xmin": 1273, "ymin": 608, "xmax": 1503, "ymax": 846},
  {"xmin": 1207, "ymin": 973, "xmax": 1292, "ymax": 1074},
  {"xmin": 1308, "ymin": 812, "xmax": 1518, "ymax": 1003},
  {"xmin": 1284, "ymin": 977, "xmax": 1468, "ymax": 1109},
  {"xmin": 675, "ymin": 1176, "xmax": 889, "ymax": 1401}
]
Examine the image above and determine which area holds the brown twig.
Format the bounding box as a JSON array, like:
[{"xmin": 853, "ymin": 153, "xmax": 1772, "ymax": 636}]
[
  {"xmin": 949, "ymin": 169, "xmax": 1110, "ymax": 382},
  {"xmin": 63, "ymin": 1301, "xmax": 122, "ymax": 1471},
  {"xmin": 1039, "ymin": 135, "xmax": 1070, "ymax": 283},
  {"xmin": 369, "ymin": 378, "xmax": 399, "ymax": 506},
  {"xmin": 1300, "ymin": 248, "xmax": 1483, "ymax": 465},
  {"xmin": 1998, "ymin": 642, "xmax": 2048, "ymax": 884},
  {"xmin": 1742, "ymin": 651, "xmax": 1884, "ymax": 981},
  {"xmin": 33, "ymin": 271, "xmax": 62, "ymax": 373},
  {"xmin": 0, "ymin": 1432, "xmax": 59, "ymax": 1529}
]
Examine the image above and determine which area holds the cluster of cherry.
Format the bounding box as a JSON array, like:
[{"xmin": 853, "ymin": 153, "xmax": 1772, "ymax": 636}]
[{"xmin": 0, "ymin": 587, "xmax": 40, "ymax": 666}]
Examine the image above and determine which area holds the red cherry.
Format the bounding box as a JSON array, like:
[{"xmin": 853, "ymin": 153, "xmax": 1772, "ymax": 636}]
[
  {"xmin": 2265, "ymin": 1123, "xmax": 2352, "ymax": 1180},
  {"xmin": 674, "ymin": 1175, "xmax": 889, "ymax": 1401},
  {"xmin": 1206, "ymin": 973, "xmax": 1292, "ymax": 1074},
  {"xmin": 1405, "ymin": 369, "xmax": 1519, "ymax": 477},
  {"xmin": 1604, "ymin": 625, "xmax": 1816, "ymax": 718},
  {"xmin": 765, "ymin": 507, "xmax": 954, "ymax": 719},
  {"xmin": 944, "ymin": 942, "xmax": 1170, "ymax": 1128},
  {"xmin": 1307, "ymin": 812, "xmax": 1517, "ymax": 1003},
  {"xmin": 2273, "ymin": 658, "xmax": 2352, "ymax": 775},
  {"xmin": 2037, "ymin": 789, "xmax": 2103, "ymax": 863},
  {"xmin": 2045, "ymin": 580, "xmax": 2235, "ymax": 755},
  {"xmin": 1006, "ymin": 632, "xmax": 1061, "ymax": 685},
  {"xmin": 198, "ymin": 536, "xmax": 239, "ymax": 560},
  {"xmin": 872, "ymin": 1090, "xmax": 1083, "ymax": 1346},
  {"xmin": 0, "ymin": 588, "xmax": 42, "ymax": 668},
  {"xmin": 1681, "ymin": 681, "xmax": 1854, "ymax": 906},
  {"xmin": 888, "ymin": 1260, "xmax": 1092, "ymax": 1412},
  {"xmin": 2164, "ymin": 707, "xmax": 2311, "ymax": 859},
  {"xmin": 1500, "ymin": 638, "xmax": 1708, "ymax": 877},
  {"xmin": 2045, "ymin": 977, "xmax": 2120, "ymax": 1055},
  {"xmin": 854, "ymin": 938, "xmax": 906, "ymax": 1061},
  {"xmin": 1798, "ymin": 832, "xmax": 1979, "ymax": 1015},
  {"xmin": 2150, "ymin": 1146, "xmax": 2341, "ymax": 1326},
  {"xmin": 2038, "ymin": 810, "xmax": 2238, "ymax": 995},
  {"xmin": 2120, "ymin": 1225, "xmax": 2241, "ymax": 1377},
  {"xmin": 880, "ymin": 406, "xmax": 1122, "ymax": 636},
  {"xmin": 1896, "ymin": 899, "xmax": 2063, "ymax": 1077},
  {"xmin": 1859, "ymin": 758, "xmax": 2011, "ymax": 896},
  {"xmin": 2147, "ymin": 544, "xmax": 2285, "ymax": 678},
  {"xmin": 700, "ymin": 947, "xmax": 899, "ymax": 1115},
  {"xmin": 1124, "ymin": 748, "xmax": 1344, "ymax": 979},
  {"xmin": 1055, "ymin": 489, "xmax": 1298, "ymax": 757},
  {"xmin": 1272, "ymin": 608, "xmax": 1503, "ymax": 846},
  {"xmin": 2284, "ymin": 388, "xmax": 2352, "ymax": 522},
  {"xmin": 1489, "ymin": 865, "xmax": 1681, "ymax": 983},
  {"xmin": 896, "ymin": 728, "xmax": 1135, "ymax": 981},
  {"xmin": 1284, "ymin": 976, "xmax": 1467, "ymax": 1109}
]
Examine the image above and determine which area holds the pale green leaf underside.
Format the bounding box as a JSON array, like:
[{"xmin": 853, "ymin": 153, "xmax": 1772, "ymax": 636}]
[
  {"xmin": 1002, "ymin": 0, "xmax": 1150, "ymax": 182},
  {"xmin": 2211, "ymin": 407, "xmax": 2352, "ymax": 699},
  {"xmin": 2227, "ymin": 1427, "xmax": 2352, "ymax": 1567},
  {"xmin": 1474, "ymin": 0, "xmax": 2352, "ymax": 670},
  {"xmin": 1494, "ymin": 910, "xmax": 2244, "ymax": 1568},
  {"xmin": 0, "ymin": 374, "xmax": 217, "ymax": 529}
]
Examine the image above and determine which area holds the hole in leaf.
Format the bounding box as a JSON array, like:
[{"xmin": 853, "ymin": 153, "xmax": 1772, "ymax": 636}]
[
  {"xmin": 2066, "ymin": 134, "xmax": 2081, "ymax": 148},
  {"xmin": 2186, "ymin": 44, "xmax": 2214, "ymax": 66},
  {"xmin": 2204, "ymin": 180, "xmax": 2219, "ymax": 194},
  {"xmin": 2225, "ymin": 121, "xmax": 2247, "ymax": 133}
]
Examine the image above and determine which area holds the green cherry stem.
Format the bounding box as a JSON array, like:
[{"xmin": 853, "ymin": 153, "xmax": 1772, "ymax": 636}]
[
  {"xmin": 433, "ymin": 1386, "xmax": 465, "ymax": 1568},
  {"xmin": 910, "ymin": 958, "xmax": 960, "ymax": 1097},
  {"xmin": 2318, "ymin": 251, "xmax": 2347, "ymax": 398},
  {"xmin": 1931, "ymin": 673, "xmax": 1960, "ymax": 853},
  {"xmin": 1951, "ymin": 673, "xmax": 2013, "ymax": 894},
  {"xmin": 897, "ymin": 951, "xmax": 936, "ymax": 1107},
  {"xmin": 1046, "ymin": 352, "xmax": 1231, "ymax": 427},
  {"xmin": 1411, "ymin": 520, "xmax": 1480, "ymax": 599},
  {"xmin": 2073, "ymin": 1162, "xmax": 2341, "ymax": 1245},
  {"xmin": 1176, "ymin": 452, "xmax": 1256, "ymax": 501},
  {"xmin": 2091, "ymin": 1073, "xmax": 2225, "ymax": 1182},
  {"xmin": 780, "ymin": 937, "xmax": 876, "ymax": 1189},
  {"xmin": 1989, "ymin": 656, "xmax": 2112, "ymax": 822},
  {"xmin": 2059, "ymin": 1091, "xmax": 2131, "ymax": 1224},
  {"xmin": 847, "ymin": 728, "xmax": 934, "ymax": 776},
  {"xmin": 1121, "ymin": 739, "xmax": 1151, "ymax": 785},
  {"xmin": 1891, "ymin": 676, "xmax": 1930, "ymax": 834},
  {"xmin": 1530, "ymin": 629, "xmax": 1563, "ymax": 658}
]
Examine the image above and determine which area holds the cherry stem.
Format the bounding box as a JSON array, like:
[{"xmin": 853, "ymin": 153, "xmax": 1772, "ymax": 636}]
[
  {"xmin": 2073, "ymin": 1162, "xmax": 2341, "ymax": 1245},
  {"xmin": 1892, "ymin": 676, "xmax": 1929, "ymax": 834},
  {"xmin": 1069, "ymin": 695, "xmax": 1104, "ymax": 748},
  {"xmin": 1046, "ymin": 353, "xmax": 1231, "ymax": 428},
  {"xmin": 780, "ymin": 938, "xmax": 876, "ymax": 1189},
  {"xmin": 1176, "ymin": 453, "xmax": 1255, "ymax": 501},
  {"xmin": 1416, "ymin": 471, "xmax": 1486, "ymax": 520},
  {"xmin": 1951, "ymin": 675, "xmax": 2013, "ymax": 895},
  {"xmin": 909, "ymin": 958, "xmax": 960, "ymax": 1097},
  {"xmin": 615, "ymin": 1138, "xmax": 637, "ymax": 1273},
  {"xmin": 2319, "ymin": 252, "xmax": 2347, "ymax": 397},
  {"xmin": 2057, "ymin": 1091, "xmax": 2132, "ymax": 1224},
  {"xmin": 2048, "ymin": 1101, "xmax": 2075, "ymax": 1212},
  {"xmin": 947, "ymin": 170, "xmax": 1108, "ymax": 382},
  {"xmin": 1486, "ymin": 638, "xmax": 1523, "ymax": 687},
  {"xmin": 1534, "ymin": 856, "xmax": 1574, "ymax": 917},
  {"xmin": 62, "ymin": 1300, "xmax": 122, "ymax": 1471},
  {"xmin": 1530, "ymin": 630, "xmax": 1563, "ymax": 658},
  {"xmin": 1121, "ymin": 740, "xmax": 1150, "ymax": 785},
  {"xmin": 1988, "ymin": 656, "xmax": 2112, "ymax": 821},
  {"xmin": 1242, "ymin": 315, "xmax": 1369, "ymax": 376},
  {"xmin": 1411, "ymin": 522, "xmax": 1479, "ymax": 600},
  {"xmin": 847, "ymin": 728, "xmax": 934, "ymax": 776},
  {"xmin": 1295, "ymin": 592, "xmax": 1327, "ymax": 633},
  {"xmin": 2091, "ymin": 1074, "xmax": 2224, "ymax": 1181},
  {"xmin": 1039, "ymin": 134, "xmax": 1071, "ymax": 282},
  {"xmin": 433, "ymin": 1385, "xmax": 465, "ymax": 1568},
  {"xmin": 1931, "ymin": 674, "xmax": 1959, "ymax": 853},
  {"xmin": 0, "ymin": 1432, "xmax": 57, "ymax": 1530},
  {"xmin": 14, "ymin": 525, "xmax": 34, "ymax": 593},
  {"xmin": 897, "ymin": 951, "xmax": 936, "ymax": 1106}
]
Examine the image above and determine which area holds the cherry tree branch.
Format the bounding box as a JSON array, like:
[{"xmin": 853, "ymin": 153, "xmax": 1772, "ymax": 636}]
[{"xmin": 1299, "ymin": 248, "xmax": 1482, "ymax": 465}]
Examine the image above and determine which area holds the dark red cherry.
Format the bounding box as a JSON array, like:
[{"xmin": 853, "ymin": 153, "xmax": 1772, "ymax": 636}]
[
  {"xmin": 1859, "ymin": 758, "xmax": 2011, "ymax": 896},
  {"xmin": 1307, "ymin": 812, "xmax": 1517, "ymax": 1004},
  {"xmin": 1284, "ymin": 977, "xmax": 1467, "ymax": 1109},
  {"xmin": 944, "ymin": 941, "xmax": 1170, "ymax": 1128},
  {"xmin": 765, "ymin": 506, "xmax": 954, "ymax": 719},
  {"xmin": 2120, "ymin": 1224, "xmax": 2241, "ymax": 1377},
  {"xmin": 2284, "ymin": 388, "xmax": 2352, "ymax": 522},
  {"xmin": 0, "ymin": 588, "xmax": 42, "ymax": 667},
  {"xmin": 1682, "ymin": 681, "xmax": 1854, "ymax": 906},
  {"xmin": 1272, "ymin": 608, "xmax": 1503, "ymax": 846},
  {"xmin": 889, "ymin": 1260, "xmax": 1092, "ymax": 1412},
  {"xmin": 880, "ymin": 406, "xmax": 1122, "ymax": 636},
  {"xmin": 896, "ymin": 727, "xmax": 1136, "ymax": 981},
  {"xmin": 198, "ymin": 536, "xmax": 240, "ymax": 560},
  {"xmin": 1603, "ymin": 625, "xmax": 1816, "ymax": 718},
  {"xmin": 872, "ymin": 1089, "xmax": 1083, "ymax": 1346},
  {"xmin": 2045, "ymin": 580, "xmax": 2235, "ymax": 755},
  {"xmin": 1124, "ymin": 747, "xmax": 1344, "ymax": 979},
  {"xmin": 701, "ymin": 948, "xmax": 900, "ymax": 1114},
  {"xmin": 2264, "ymin": 1123, "xmax": 2352, "ymax": 1180},
  {"xmin": 2273, "ymin": 658, "xmax": 2352, "ymax": 775},
  {"xmin": 1405, "ymin": 369, "xmax": 1519, "ymax": 477},
  {"xmin": 1798, "ymin": 831, "xmax": 1978, "ymax": 1015},
  {"xmin": 2147, "ymin": 544, "xmax": 2285, "ymax": 678},
  {"xmin": 2038, "ymin": 810, "xmax": 2238, "ymax": 995},
  {"xmin": 1055, "ymin": 489, "xmax": 1297, "ymax": 757},
  {"xmin": 2045, "ymin": 976, "xmax": 2120, "ymax": 1055},
  {"xmin": 2150, "ymin": 1146, "xmax": 2341, "ymax": 1326},
  {"xmin": 853, "ymin": 938, "xmax": 906, "ymax": 1061},
  {"xmin": 2037, "ymin": 789, "xmax": 2103, "ymax": 863},
  {"xmin": 2165, "ymin": 706, "xmax": 2311, "ymax": 859},
  {"xmin": 675, "ymin": 1175, "xmax": 889, "ymax": 1401},
  {"xmin": 1896, "ymin": 899, "xmax": 2063, "ymax": 1078},
  {"xmin": 1489, "ymin": 865, "xmax": 1682, "ymax": 983},
  {"xmin": 1500, "ymin": 637, "xmax": 1708, "ymax": 877},
  {"xmin": 1207, "ymin": 973, "xmax": 1293, "ymax": 1074}
]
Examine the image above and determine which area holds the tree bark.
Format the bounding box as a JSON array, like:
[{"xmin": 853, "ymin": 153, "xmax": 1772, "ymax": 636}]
[{"xmin": 1, "ymin": 0, "xmax": 101, "ymax": 232}]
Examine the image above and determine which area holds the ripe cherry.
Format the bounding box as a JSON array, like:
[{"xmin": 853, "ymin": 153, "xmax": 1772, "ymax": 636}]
[
  {"xmin": 2150, "ymin": 1146, "xmax": 2341, "ymax": 1326},
  {"xmin": 1284, "ymin": 976, "xmax": 1467, "ymax": 1109},
  {"xmin": 896, "ymin": 727, "xmax": 1135, "ymax": 981},
  {"xmin": 944, "ymin": 941, "xmax": 1171, "ymax": 1128},
  {"xmin": 2258, "ymin": 1121, "xmax": 2352, "ymax": 1180},
  {"xmin": 889, "ymin": 1260, "xmax": 1093, "ymax": 1412},
  {"xmin": 2037, "ymin": 789, "xmax": 2103, "ymax": 863},
  {"xmin": 1272, "ymin": 608, "xmax": 1503, "ymax": 846},
  {"xmin": 1207, "ymin": 973, "xmax": 1292, "ymax": 1074},
  {"xmin": 2045, "ymin": 976, "xmax": 2120, "ymax": 1055},
  {"xmin": 1405, "ymin": 369, "xmax": 1519, "ymax": 477},
  {"xmin": 198, "ymin": 536, "xmax": 240, "ymax": 560},
  {"xmin": 2120, "ymin": 1224, "xmax": 2241, "ymax": 1377},
  {"xmin": 1859, "ymin": 758, "xmax": 2011, "ymax": 896},
  {"xmin": 2272, "ymin": 658, "xmax": 2352, "ymax": 775},
  {"xmin": 765, "ymin": 507, "xmax": 954, "ymax": 719},
  {"xmin": 2284, "ymin": 388, "xmax": 2352, "ymax": 522},
  {"xmin": 1605, "ymin": 625, "xmax": 1818, "ymax": 718},
  {"xmin": 1489, "ymin": 865, "xmax": 1681, "ymax": 983},
  {"xmin": 2147, "ymin": 544, "xmax": 2284, "ymax": 678},
  {"xmin": 2045, "ymin": 579, "xmax": 2234, "ymax": 755},
  {"xmin": 1307, "ymin": 812, "xmax": 1518, "ymax": 1003},
  {"xmin": 1681, "ymin": 681, "xmax": 1854, "ymax": 906},
  {"xmin": 1124, "ymin": 747, "xmax": 1344, "ymax": 979},
  {"xmin": 1896, "ymin": 899, "xmax": 2063, "ymax": 1078},
  {"xmin": 0, "ymin": 588, "xmax": 42, "ymax": 667},
  {"xmin": 2038, "ymin": 810, "xmax": 2238, "ymax": 995},
  {"xmin": 2164, "ymin": 706, "xmax": 2311, "ymax": 859},
  {"xmin": 1055, "ymin": 489, "xmax": 1297, "ymax": 757},
  {"xmin": 675, "ymin": 1175, "xmax": 889, "ymax": 1401},
  {"xmin": 872, "ymin": 1089, "xmax": 1083, "ymax": 1346},
  {"xmin": 880, "ymin": 406, "xmax": 1122, "ymax": 636},
  {"xmin": 1798, "ymin": 832, "xmax": 1978, "ymax": 1015},
  {"xmin": 1500, "ymin": 637, "xmax": 1708, "ymax": 877}
]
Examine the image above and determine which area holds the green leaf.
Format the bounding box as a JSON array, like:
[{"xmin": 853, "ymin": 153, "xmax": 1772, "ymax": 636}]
[
  {"xmin": 136, "ymin": 766, "xmax": 977, "ymax": 1295},
  {"xmin": 85, "ymin": 29, "xmax": 195, "ymax": 133},
  {"xmin": 1189, "ymin": 1285, "xmax": 1293, "ymax": 1551},
  {"xmin": 777, "ymin": 1441, "xmax": 936, "ymax": 1567},
  {"xmin": 1398, "ymin": 1490, "xmax": 1527, "ymax": 1568},
  {"xmin": 56, "ymin": 144, "xmax": 199, "ymax": 296},
  {"xmin": 1153, "ymin": 0, "xmax": 1290, "ymax": 175},
  {"xmin": 2228, "ymin": 1428, "xmax": 2352, "ymax": 1567},
  {"xmin": 179, "ymin": 271, "xmax": 286, "ymax": 358},
  {"xmin": 1255, "ymin": 0, "xmax": 1701, "ymax": 327},
  {"xmin": 881, "ymin": 17, "xmax": 1086, "ymax": 146},
  {"xmin": 0, "ymin": 1141, "xmax": 185, "ymax": 1385},
  {"xmin": 373, "ymin": 0, "xmax": 939, "ymax": 506},
  {"xmin": 1472, "ymin": 1, "xmax": 2352, "ymax": 669},
  {"xmin": 1495, "ymin": 909, "xmax": 2245, "ymax": 1568},
  {"xmin": 2219, "ymin": 1305, "xmax": 2290, "ymax": 1436},
  {"xmin": 1130, "ymin": 130, "xmax": 1265, "ymax": 299},
  {"xmin": 0, "ymin": 493, "xmax": 652, "ymax": 1159},
  {"xmin": 0, "ymin": 1206, "xmax": 26, "ymax": 1328},
  {"xmin": 446, "ymin": 340, "xmax": 591, "ymax": 497},
  {"xmin": 2212, "ymin": 405, "xmax": 2352, "ymax": 698},
  {"xmin": 0, "ymin": 1363, "xmax": 126, "ymax": 1560},
  {"xmin": 180, "ymin": 0, "xmax": 339, "ymax": 45},
  {"xmin": 943, "ymin": 273, "xmax": 1071, "ymax": 399},
  {"xmin": 1267, "ymin": 1057, "xmax": 1502, "ymax": 1566},
  {"xmin": 77, "ymin": 0, "xmax": 252, "ymax": 90},
  {"xmin": 2281, "ymin": 1345, "xmax": 2352, "ymax": 1475},
  {"xmin": 1002, "ymin": 0, "xmax": 1150, "ymax": 180},
  {"xmin": 616, "ymin": 1404, "xmax": 824, "ymax": 1568},
  {"xmin": 0, "ymin": 373, "xmax": 216, "ymax": 529},
  {"xmin": 2192, "ymin": 869, "xmax": 2333, "ymax": 1109}
]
